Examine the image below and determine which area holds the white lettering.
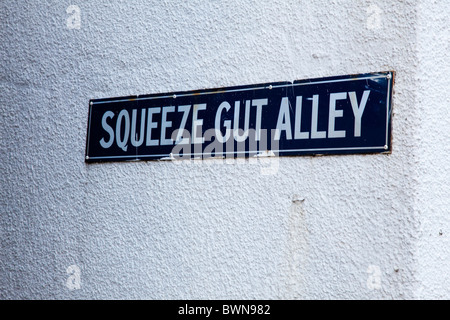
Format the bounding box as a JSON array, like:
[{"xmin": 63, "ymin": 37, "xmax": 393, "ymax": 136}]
[
  {"xmin": 192, "ymin": 103, "xmax": 206, "ymax": 144},
  {"xmin": 252, "ymin": 98, "xmax": 268, "ymax": 141},
  {"xmin": 176, "ymin": 105, "xmax": 191, "ymax": 145},
  {"xmin": 161, "ymin": 106, "xmax": 175, "ymax": 145},
  {"xmin": 349, "ymin": 90, "xmax": 370, "ymax": 137},
  {"xmin": 294, "ymin": 96, "xmax": 309, "ymax": 139},
  {"xmin": 99, "ymin": 111, "xmax": 114, "ymax": 148},
  {"xmin": 130, "ymin": 109, "xmax": 146, "ymax": 147},
  {"xmin": 146, "ymin": 107, "xmax": 161, "ymax": 146},
  {"xmin": 328, "ymin": 92, "xmax": 347, "ymax": 138},
  {"xmin": 275, "ymin": 97, "xmax": 292, "ymax": 140},
  {"xmin": 215, "ymin": 101, "xmax": 232, "ymax": 143},
  {"xmin": 116, "ymin": 109, "xmax": 130, "ymax": 151},
  {"xmin": 234, "ymin": 100, "xmax": 250, "ymax": 142},
  {"xmin": 310, "ymin": 95, "xmax": 326, "ymax": 139},
  {"xmin": 178, "ymin": 304, "xmax": 212, "ymax": 318}
]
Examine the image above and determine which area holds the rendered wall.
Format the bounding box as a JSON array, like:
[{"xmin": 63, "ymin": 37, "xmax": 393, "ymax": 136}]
[
  {"xmin": 414, "ymin": 0, "xmax": 450, "ymax": 299},
  {"xmin": 0, "ymin": 0, "xmax": 447, "ymax": 299}
]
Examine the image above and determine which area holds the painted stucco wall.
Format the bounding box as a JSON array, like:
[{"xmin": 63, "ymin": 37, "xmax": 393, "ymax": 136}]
[
  {"xmin": 0, "ymin": 0, "xmax": 448, "ymax": 299},
  {"xmin": 414, "ymin": 0, "xmax": 450, "ymax": 299}
]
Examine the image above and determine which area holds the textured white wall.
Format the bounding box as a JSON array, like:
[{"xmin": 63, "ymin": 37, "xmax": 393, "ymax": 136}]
[
  {"xmin": 415, "ymin": 0, "xmax": 450, "ymax": 299},
  {"xmin": 0, "ymin": 0, "xmax": 448, "ymax": 299}
]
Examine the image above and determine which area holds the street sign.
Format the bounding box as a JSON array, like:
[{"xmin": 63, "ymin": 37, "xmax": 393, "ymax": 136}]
[{"xmin": 85, "ymin": 71, "xmax": 394, "ymax": 162}]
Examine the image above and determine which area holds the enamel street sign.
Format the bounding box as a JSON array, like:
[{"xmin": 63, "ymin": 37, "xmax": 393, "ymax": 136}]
[{"xmin": 85, "ymin": 71, "xmax": 394, "ymax": 162}]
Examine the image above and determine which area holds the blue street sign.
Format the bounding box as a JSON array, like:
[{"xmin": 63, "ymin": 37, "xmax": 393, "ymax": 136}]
[{"xmin": 85, "ymin": 71, "xmax": 394, "ymax": 162}]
